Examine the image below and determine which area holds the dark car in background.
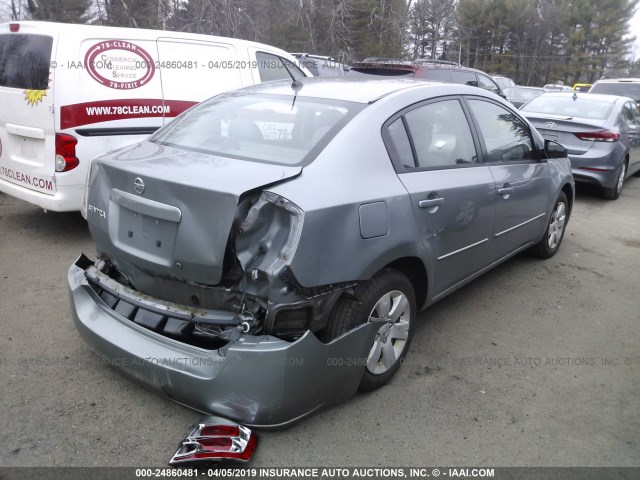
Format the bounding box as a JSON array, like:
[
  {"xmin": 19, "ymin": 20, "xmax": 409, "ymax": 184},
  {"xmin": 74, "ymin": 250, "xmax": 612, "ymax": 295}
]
[
  {"xmin": 521, "ymin": 92, "xmax": 640, "ymax": 199},
  {"xmin": 292, "ymin": 53, "xmax": 348, "ymax": 77},
  {"xmin": 589, "ymin": 78, "xmax": 640, "ymax": 103},
  {"xmin": 347, "ymin": 58, "xmax": 504, "ymax": 97},
  {"xmin": 503, "ymin": 86, "xmax": 544, "ymax": 108}
]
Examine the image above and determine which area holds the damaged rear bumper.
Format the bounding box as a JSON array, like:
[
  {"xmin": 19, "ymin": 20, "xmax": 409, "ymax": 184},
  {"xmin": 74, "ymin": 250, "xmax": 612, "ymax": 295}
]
[{"xmin": 68, "ymin": 256, "xmax": 378, "ymax": 428}]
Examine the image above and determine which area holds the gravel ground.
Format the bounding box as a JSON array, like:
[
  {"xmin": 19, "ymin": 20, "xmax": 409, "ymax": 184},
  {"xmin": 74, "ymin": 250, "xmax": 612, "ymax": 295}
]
[{"xmin": 0, "ymin": 178, "xmax": 638, "ymax": 468}]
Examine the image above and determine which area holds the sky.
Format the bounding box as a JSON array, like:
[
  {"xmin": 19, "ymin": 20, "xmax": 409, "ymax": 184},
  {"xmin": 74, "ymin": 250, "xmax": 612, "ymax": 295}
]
[{"xmin": 631, "ymin": 7, "xmax": 640, "ymax": 59}]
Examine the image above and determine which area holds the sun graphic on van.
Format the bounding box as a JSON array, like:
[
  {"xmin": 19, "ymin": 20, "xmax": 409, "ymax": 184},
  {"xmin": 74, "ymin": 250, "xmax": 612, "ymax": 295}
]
[{"xmin": 24, "ymin": 89, "xmax": 47, "ymax": 106}]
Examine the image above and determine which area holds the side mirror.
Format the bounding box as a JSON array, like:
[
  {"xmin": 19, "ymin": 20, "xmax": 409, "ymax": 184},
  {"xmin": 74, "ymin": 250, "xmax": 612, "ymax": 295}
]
[{"xmin": 544, "ymin": 139, "xmax": 567, "ymax": 159}]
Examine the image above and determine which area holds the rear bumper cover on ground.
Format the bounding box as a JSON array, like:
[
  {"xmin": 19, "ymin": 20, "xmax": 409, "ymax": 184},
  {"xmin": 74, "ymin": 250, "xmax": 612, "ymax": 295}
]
[{"xmin": 68, "ymin": 257, "xmax": 379, "ymax": 428}]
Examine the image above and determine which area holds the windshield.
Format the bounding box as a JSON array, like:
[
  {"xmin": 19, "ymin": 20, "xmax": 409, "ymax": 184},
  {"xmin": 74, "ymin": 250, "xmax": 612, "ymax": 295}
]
[
  {"xmin": 505, "ymin": 87, "xmax": 544, "ymax": 101},
  {"xmin": 589, "ymin": 82, "xmax": 640, "ymax": 101},
  {"xmin": 521, "ymin": 95, "xmax": 614, "ymax": 120},
  {"xmin": 0, "ymin": 34, "xmax": 53, "ymax": 89},
  {"xmin": 152, "ymin": 92, "xmax": 363, "ymax": 166}
]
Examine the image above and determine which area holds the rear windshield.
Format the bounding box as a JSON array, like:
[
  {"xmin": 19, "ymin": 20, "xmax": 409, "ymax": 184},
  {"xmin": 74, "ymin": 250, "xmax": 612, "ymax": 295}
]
[
  {"xmin": 152, "ymin": 92, "xmax": 363, "ymax": 166},
  {"xmin": 521, "ymin": 95, "xmax": 614, "ymax": 120},
  {"xmin": 589, "ymin": 82, "xmax": 640, "ymax": 101},
  {"xmin": 0, "ymin": 34, "xmax": 53, "ymax": 90}
]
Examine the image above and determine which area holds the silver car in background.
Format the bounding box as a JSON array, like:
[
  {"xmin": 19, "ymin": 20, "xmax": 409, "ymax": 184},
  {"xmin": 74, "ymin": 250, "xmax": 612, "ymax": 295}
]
[
  {"xmin": 503, "ymin": 86, "xmax": 544, "ymax": 109},
  {"xmin": 521, "ymin": 92, "xmax": 640, "ymax": 199},
  {"xmin": 69, "ymin": 78, "xmax": 574, "ymax": 427}
]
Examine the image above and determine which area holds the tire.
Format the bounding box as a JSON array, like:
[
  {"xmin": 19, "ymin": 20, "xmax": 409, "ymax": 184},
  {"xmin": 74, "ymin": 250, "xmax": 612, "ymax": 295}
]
[
  {"xmin": 530, "ymin": 192, "xmax": 569, "ymax": 259},
  {"xmin": 324, "ymin": 269, "xmax": 416, "ymax": 392},
  {"xmin": 603, "ymin": 160, "xmax": 627, "ymax": 200}
]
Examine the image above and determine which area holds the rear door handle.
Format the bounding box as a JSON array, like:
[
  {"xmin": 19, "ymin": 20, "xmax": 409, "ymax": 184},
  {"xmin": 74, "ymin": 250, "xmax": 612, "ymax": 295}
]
[
  {"xmin": 498, "ymin": 187, "xmax": 513, "ymax": 196},
  {"xmin": 419, "ymin": 198, "xmax": 445, "ymax": 208}
]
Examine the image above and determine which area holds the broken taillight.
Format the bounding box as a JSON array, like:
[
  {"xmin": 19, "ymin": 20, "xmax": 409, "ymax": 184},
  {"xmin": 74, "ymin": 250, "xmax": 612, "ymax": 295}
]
[
  {"xmin": 169, "ymin": 416, "xmax": 258, "ymax": 465},
  {"xmin": 9, "ymin": 23, "xmax": 19, "ymax": 32},
  {"xmin": 55, "ymin": 133, "xmax": 79, "ymax": 172}
]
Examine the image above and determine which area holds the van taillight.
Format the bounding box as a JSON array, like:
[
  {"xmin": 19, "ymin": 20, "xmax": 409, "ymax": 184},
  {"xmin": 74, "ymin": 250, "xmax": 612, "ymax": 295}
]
[
  {"xmin": 9, "ymin": 23, "xmax": 19, "ymax": 32},
  {"xmin": 55, "ymin": 133, "xmax": 79, "ymax": 172}
]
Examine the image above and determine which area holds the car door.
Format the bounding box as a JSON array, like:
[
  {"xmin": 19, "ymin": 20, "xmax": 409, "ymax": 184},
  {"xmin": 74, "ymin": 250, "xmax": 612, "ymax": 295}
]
[
  {"xmin": 620, "ymin": 101, "xmax": 640, "ymax": 173},
  {"xmin": 383, "ymin": 97, "xmax": 496, "ymax": 297},
  {"xmin": 465, "ymin": 98, "xmax": 551, "ymax": 262}
]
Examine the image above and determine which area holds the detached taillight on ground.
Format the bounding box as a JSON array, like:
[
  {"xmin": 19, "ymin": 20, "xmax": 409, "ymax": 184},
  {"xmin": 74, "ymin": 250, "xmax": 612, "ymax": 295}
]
[
  {"xmin": 9, "ymin": 23, "xmax": 19, "ymax": 32},
  {"xmin": 55, "ymin": 133, "xmax": 79, "ymax": 172},
  {"xmin": 574, "ymin": 130, "xmax": 620, "ymax": 142},
  {"xmin": 169, "ymin": 416, "xmax": 258, "ymax": 466}
]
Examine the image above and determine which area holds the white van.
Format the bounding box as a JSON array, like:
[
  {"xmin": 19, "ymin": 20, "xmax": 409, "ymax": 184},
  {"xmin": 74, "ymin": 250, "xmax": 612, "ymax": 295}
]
[{"xmin": 0, "ymin": 21, "xmax": 309, "ymax": 212}]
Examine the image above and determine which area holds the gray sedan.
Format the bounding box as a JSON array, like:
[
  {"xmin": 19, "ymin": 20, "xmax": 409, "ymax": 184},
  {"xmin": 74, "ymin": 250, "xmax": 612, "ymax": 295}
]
[
  {"xmin": 70, "ymin": 78, "xmax": 574, "ymax": 428},
  {"xmin": 521, "ymin": 92, "xmax": 640, "ymax": 199}
]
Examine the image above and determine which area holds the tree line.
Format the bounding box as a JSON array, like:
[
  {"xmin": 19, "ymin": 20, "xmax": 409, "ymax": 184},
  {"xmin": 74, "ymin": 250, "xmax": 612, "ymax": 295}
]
[{"xmin": 2, "ymin": 0, "xmax": 638, "ymax": 86}]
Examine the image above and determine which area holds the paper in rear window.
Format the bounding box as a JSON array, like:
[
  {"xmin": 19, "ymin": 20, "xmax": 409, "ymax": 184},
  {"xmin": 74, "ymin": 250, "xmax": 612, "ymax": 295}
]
[{"xmin": 0, "ymin": 34, "xmax": 53, "ymax": 90}]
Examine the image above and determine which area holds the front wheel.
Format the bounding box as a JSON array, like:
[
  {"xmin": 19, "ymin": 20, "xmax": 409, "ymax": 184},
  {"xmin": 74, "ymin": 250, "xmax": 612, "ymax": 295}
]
[
  {"xmin": 603, "ymin": 160, "xmax": 627, "ymax": 200},
  {"xmin": 529, "ymin": 192, "xmax": 569, "ymax": 259},
  {"xmin": 324, "ymin": 269, "xmax": 416, "ymax": 392}
]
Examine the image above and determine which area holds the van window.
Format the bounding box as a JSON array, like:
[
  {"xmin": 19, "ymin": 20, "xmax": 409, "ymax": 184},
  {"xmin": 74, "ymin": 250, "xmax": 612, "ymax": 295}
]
[
  {"xmin": 0, "ymin": 34, "xmax": 53, "ymax": 90},
  {"xmin": 256, "ymin": 52, "xmax": 305, "ymax": 82}
]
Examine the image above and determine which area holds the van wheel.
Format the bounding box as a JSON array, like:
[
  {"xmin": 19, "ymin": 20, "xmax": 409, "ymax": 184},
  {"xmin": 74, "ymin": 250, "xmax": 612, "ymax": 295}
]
[
  {"xmin": 530, "ymin": 192, "xmax": 569, "ymax": 259},
  {"xmin": 325, "ymin": 269, "xmax": 416, "ymax": 392}
]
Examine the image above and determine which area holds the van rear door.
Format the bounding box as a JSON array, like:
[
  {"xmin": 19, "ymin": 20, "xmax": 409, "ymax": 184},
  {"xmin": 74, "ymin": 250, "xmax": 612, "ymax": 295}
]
[{"xmin": 0, "ymin": 25, "xmax": 57, "ymax": 195}]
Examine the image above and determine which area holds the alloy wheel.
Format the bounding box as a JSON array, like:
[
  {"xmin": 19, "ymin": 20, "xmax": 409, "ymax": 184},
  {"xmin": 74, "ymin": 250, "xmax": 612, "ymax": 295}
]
[{"xmin": 366, "ymin": 290, "xmax": 411, "ymax": 375}]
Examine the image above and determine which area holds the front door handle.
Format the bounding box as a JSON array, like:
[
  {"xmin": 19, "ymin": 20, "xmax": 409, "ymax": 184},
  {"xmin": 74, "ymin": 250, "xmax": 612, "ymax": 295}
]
[
  {"xmin": 497, "ymin": 187, "xmax": 513, "ymax": 197},
  {"xmin": 419, "ymin": 198, "xmax": 445, "ymax": 208}
]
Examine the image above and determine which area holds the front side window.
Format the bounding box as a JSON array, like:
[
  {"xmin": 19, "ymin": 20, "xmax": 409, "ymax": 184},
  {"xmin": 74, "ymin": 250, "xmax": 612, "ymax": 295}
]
[
  {"xmin": 256, "ymin": 52, "xmax": 305, "ymax": 83},
  {"xmin": 468, "ymin": 99, "xmax": 535, "ymax": 163},
  {"xmin": 393, "ymin": 99, "xmax": 477, "ymax": 169},
  {"xmin": 0, "ymin": 34, "xmax": 53, "ymax": 90},
  {"xmin": 477, "ymin": 74, "xmax": 500, "ymax": 95},
  {"xmin": 152, "ymin": 92, "xmax": 362, "ymax": 166},
  {"xmin": 622, "ymin": 102, "xmax": 639, "ymax": 126}
]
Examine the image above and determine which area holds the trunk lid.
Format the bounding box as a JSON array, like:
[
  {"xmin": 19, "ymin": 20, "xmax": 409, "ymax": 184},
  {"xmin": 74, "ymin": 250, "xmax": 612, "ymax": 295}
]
[
  {"xmin": 0, "ymin": 25, "xmax": 57, "ymax": 194},
  {"xmin": 87, "ymin": 141, "xmax": 301, "ymax": 286},
  {"xmin": 524, "ymin": 114, "xmax": 608, "ymax": 155}
]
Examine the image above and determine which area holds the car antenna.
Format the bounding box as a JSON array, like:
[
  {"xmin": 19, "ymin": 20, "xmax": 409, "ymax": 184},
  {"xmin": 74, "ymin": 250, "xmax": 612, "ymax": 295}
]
[{"xmin": 285, "ymin": 64, "xmax": 303, "ymax": 108}]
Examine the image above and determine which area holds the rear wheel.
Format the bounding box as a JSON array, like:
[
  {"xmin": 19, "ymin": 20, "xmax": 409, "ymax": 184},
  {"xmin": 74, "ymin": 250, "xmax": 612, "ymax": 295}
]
[
  {"xmin": 530, "ymin": 192, "xmax": 569, "ymax": 259},
  {"xmin": 603, "ymin": 160, "xmax": 627, "ymax": 200},
  {"xmin": 324, "ymin": 269, "xmax": 416, "ymax": 392}
]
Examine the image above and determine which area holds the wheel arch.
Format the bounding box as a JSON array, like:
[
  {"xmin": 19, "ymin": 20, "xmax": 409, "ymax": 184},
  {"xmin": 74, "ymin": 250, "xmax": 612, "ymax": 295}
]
[
  {"xmin": 560, "ymin": 182, "xmax": 574, "ymax": 216},
  {"xmin": 381, "ymin": 256, "xmax": 428, "ymax": 310}
]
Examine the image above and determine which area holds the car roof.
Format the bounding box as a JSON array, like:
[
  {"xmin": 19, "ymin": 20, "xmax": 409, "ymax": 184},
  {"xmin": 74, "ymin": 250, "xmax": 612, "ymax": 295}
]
[{"xmin": 236, "ymin": 77, "xmax": 483, "ymax": 104}]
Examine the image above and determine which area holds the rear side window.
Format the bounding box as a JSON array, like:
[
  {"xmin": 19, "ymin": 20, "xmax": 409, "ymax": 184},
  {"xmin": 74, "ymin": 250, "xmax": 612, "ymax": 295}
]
[
  {"xmin": 0, "ymin": 34, "xmax": 53, "ymax": 90},
  {"xmin": 425, "ymin": 69, "xmax": 452, "ymax": 82},
  {"xmin": 451, "ymin": 71, "xmax": 477, "ymax": 86}
]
